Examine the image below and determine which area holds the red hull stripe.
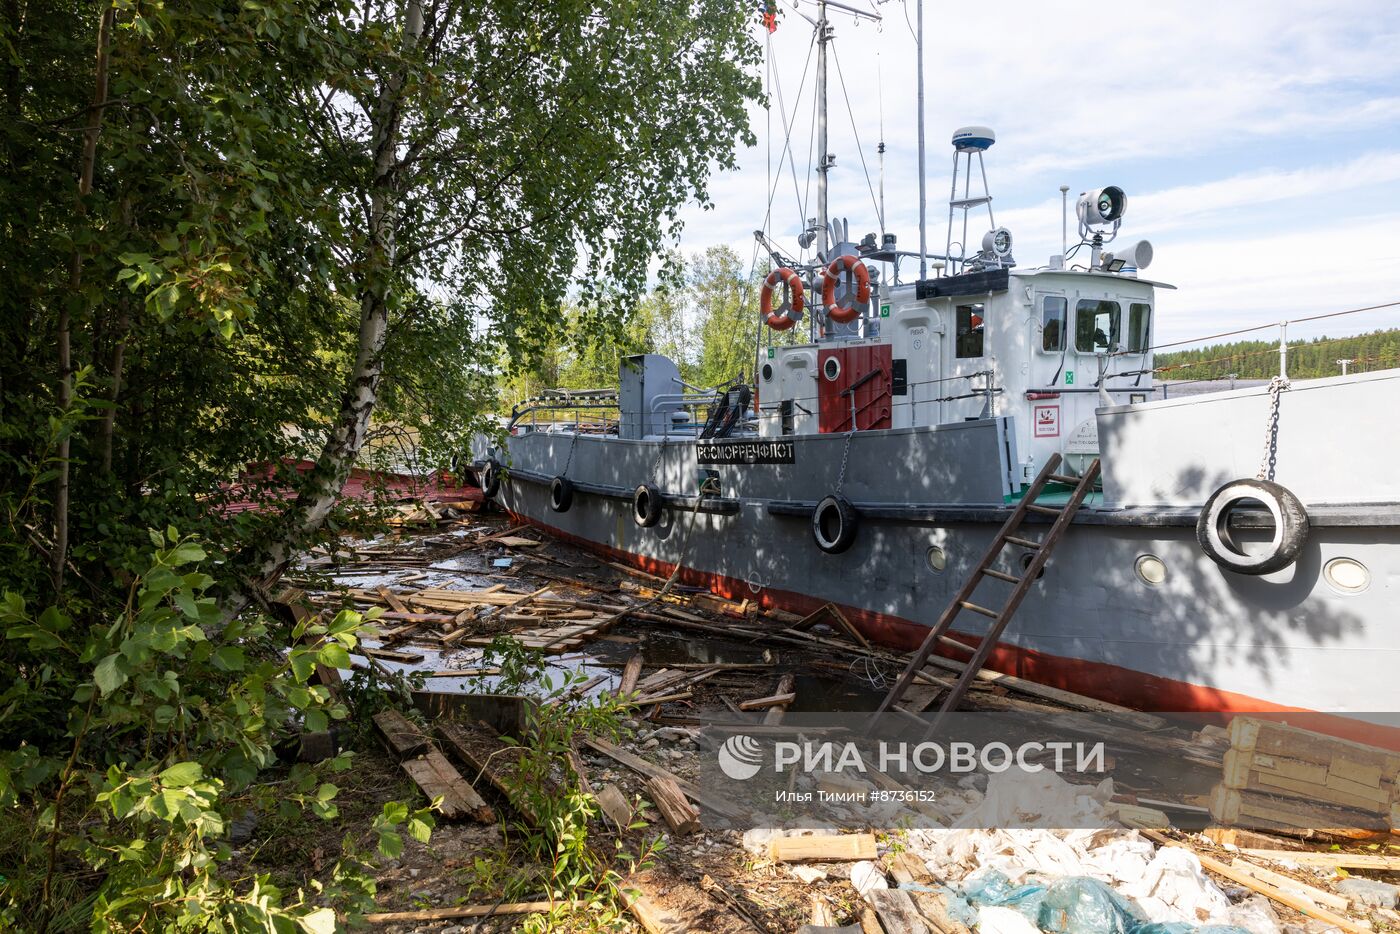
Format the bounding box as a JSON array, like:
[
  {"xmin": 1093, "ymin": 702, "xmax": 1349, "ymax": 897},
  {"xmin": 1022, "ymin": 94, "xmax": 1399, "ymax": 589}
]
[{"xmin": 509, "ymin": 510, "xmax": 1400, "ymax": 749}]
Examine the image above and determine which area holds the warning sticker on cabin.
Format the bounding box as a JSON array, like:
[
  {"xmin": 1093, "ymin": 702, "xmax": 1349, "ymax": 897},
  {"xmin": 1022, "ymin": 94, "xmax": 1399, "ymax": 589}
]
[
  {"xmin": 1033, "ymin": 404, "xmax": 1060, "ymax": 438},
  {"xmin": 697, "ymin": 439, "xmax": 795, "ymax": 465}
]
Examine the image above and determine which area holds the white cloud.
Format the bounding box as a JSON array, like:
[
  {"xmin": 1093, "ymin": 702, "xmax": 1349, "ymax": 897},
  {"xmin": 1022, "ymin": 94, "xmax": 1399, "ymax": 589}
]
[{"xmin": 673, "ymin": 0, "xmax": 1400, "ymax": 345}]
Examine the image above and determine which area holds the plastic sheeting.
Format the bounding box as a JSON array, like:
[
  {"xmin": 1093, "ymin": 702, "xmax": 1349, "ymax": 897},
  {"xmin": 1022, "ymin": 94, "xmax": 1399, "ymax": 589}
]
[{"xmin": 956, "ymin": 870, "xmax": 1253, "ymax": 934}]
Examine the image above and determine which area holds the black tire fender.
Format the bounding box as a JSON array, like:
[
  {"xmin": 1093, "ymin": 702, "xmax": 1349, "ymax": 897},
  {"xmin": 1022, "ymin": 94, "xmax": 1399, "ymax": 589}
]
[
  {"xmin": 482, "ymin": 459, "xmax": 502, "ymax": 499},
  {"xmin": 632, "ymin": 482, "xmax": 663, "ymax": 528},
  {"xmin": 812, "ymin": 494, "xmax": 859, "ymax": 554},
  {"xmin": 1196, "ymin": 478, "xmax": 1308, "ymax": 576},
  {"xmin": 549, "ymin": 476, "xmax": 574, "ymax": 512}
]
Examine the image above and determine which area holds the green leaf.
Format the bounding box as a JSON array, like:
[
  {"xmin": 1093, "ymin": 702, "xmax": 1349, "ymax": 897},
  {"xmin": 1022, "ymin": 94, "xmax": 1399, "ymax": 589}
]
[
  {"xmin": 212, "ymin": 646, "xmax": 246, "ymax": 671},
  {"xmin": 299, "ymin": 907, "xmax": 337, "ymax": 934},
  {"xmin": 159, "ymin": 761, "xmax": 203, "ymax": 788},
  {"xmin": 166, "ymin": 542, "xmax": 205, "ymax": 566},
  {"xmin": 93, "ymin": 653, "xmax": 127, "ymax": 695},
  {"xmin": 315, "ymin": 642, "xmax": 350, "ymax": 670},
  {"xmin": 377, "ymin": 829, "xmax": 403, "ymax": 859}
]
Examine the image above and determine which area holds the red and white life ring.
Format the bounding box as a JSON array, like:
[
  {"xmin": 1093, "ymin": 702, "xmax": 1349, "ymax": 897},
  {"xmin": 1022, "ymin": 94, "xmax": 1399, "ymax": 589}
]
[
  {"xmin": 821, "ymin": 255, "xmax": 871, "ymax": 324},
  {"xmin": 760, "ymin": 267, "xmax": 805, "ymax": 331}
]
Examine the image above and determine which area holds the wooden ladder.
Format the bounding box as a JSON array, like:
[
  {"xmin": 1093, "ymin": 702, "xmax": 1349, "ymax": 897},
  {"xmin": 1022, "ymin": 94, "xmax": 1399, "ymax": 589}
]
[{"xmin": 871, "ymin": 453, "xmax": 1101, "ymax": 730}]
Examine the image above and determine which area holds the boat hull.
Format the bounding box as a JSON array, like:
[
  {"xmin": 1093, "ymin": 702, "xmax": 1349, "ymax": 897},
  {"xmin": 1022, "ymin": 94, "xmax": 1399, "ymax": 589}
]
[{"xmin": 495, "ymin": 426, "xmax": 1400, "ymax": 719}]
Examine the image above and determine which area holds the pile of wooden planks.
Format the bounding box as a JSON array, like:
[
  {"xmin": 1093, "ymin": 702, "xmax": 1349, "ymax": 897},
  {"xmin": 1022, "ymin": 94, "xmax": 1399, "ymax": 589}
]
[
  {"xmin": 331, "ymin": 584, "xmax": 632, "ymax": 654},
  {"xmin": 1211, "ymin": 716, "xmax": 1399, "ymax": 832}
]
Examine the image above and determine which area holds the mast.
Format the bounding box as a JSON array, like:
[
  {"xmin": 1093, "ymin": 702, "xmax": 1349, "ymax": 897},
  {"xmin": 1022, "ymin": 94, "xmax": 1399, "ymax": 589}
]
[
  {"xmin": 917, "ymin": 0, "xmax": 927, "ymax": 279},
  {"xmin": 816, "ymin": 0, "xmax": 830, "ymax": 259}
]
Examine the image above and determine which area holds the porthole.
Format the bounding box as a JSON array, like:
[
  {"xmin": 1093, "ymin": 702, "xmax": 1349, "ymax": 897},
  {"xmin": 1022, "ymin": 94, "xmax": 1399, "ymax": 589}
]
[
  {"xmin": 1135, "ymin": 554, "xmax": 1167, "ymax": 586},
  {"xmin": 761, "ymin": 363, "xmax": 774, "ymax": 382},
  {"xmin": 926, "ymin": 545, "xmax": 947, "ymax": 572},
  {"xmin": 823, "ymin": 356, "xmax": 841, "ymax": 381},
  {"xmin": 1019, "ymin": 552, "xmax": 1046, "ymax": 581},
  {"xmin": 1323, "ymin": 557, "xmax": 1370, "ymax": 594}
]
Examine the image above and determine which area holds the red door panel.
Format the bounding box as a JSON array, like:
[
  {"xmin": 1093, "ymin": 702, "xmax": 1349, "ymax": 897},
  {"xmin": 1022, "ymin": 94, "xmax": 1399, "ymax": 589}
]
[{"xmin": 818, "ymin": 345, "xmax": 892, "ymax": 432}]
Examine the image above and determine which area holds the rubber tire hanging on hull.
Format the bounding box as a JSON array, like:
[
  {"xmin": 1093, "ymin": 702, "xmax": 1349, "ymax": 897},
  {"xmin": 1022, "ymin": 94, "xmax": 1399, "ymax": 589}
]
[
  {"xmin": 482, "ymin": 459, "xmax": 502, "ymax": 499},
  {"xmin": 812, "ymin": 494, "xmax": 858, "ymax": 554},
  {"xmin": 632, "ymin": 483, "xmax": 663, "ymax": 528},
  {"xmin": 1196, "ymin": 478, "xmax": 1308, "ymax": 575},
  {"xmin": 549, "ymin": 476, "xmax": 574, "ymax": 512}
]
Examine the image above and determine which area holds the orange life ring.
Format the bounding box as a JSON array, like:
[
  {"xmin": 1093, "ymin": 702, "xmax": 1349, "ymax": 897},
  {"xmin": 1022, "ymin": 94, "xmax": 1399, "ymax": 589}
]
[
  {"xmin": 760, "ymin": 267, "xmax": 805, "ymax": 331},
  {"xmin": 821, "ymin": 255, "xmax": 871, "ymax": 324}
]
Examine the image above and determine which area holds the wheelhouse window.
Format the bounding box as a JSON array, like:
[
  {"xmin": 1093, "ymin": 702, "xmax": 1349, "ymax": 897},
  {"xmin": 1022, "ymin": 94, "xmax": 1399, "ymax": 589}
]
[
  {"xmin": 1127, "ymin": 302, "xmax": 1151, "ymax": 352},
  {"xmin": 1041, "ymin": 296, "xmax": 1066, "ymax": 352},
  {"xmin": 1075, "ymin": 299, "xmax": 1120, "ymax": 353},
  {"xmin": 956, "ymin": 304, "xmax": 985, "ymax": 358}
]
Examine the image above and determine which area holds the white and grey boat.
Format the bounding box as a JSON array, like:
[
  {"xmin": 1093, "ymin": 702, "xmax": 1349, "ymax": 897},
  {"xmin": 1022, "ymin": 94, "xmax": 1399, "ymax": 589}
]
[{"xmin": 475, "ymin": 4, "xmax": 1399, "ymax": 722}]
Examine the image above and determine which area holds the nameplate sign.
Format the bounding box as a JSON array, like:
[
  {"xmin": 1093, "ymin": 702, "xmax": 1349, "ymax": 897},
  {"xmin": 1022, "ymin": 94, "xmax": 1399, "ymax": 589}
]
[{"xmin": 696, "ymin": 439, "xmax": 796, "ymax": 465}]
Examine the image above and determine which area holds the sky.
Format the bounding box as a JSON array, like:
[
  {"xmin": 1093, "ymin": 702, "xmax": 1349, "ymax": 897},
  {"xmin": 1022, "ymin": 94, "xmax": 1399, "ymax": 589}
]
[{"xmin": 674, "ymin": 0, "xmax": 1400, "ymax": 346}]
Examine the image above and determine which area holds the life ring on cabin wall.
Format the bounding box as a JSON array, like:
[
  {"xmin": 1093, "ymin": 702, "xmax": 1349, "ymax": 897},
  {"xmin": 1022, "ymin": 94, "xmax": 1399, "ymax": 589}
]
[
  {"xmin": 760, "ymin": 267, "xmax": 805, "ymax": 331},
  {"xmin": 821, "ymin": 255, "xmax": 871, "ymax": 324},
  {"xmin": 1196, "ymin": 479, "xmax": 1309, "ymax": 576}
]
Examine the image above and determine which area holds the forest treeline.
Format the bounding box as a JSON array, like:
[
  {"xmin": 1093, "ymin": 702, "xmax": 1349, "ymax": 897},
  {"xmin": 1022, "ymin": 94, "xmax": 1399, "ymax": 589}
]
[
  {"xmin": 500, "ymin": 244, "xmax": 806, "ymax": 404},
  {"xmin": 1155, "ymin": 328, "xmax": 1400, "ymax": 380},
  {"xmin": 510, "ymin": 272, "xmax": 1400, "ymax": 403}
]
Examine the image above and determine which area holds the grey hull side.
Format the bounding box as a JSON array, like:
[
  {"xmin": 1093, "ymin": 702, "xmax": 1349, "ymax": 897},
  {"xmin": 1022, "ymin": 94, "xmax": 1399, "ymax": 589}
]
[{"xmin": 493, "ymin": 378, "xmax": 1400, "ymax": 714}]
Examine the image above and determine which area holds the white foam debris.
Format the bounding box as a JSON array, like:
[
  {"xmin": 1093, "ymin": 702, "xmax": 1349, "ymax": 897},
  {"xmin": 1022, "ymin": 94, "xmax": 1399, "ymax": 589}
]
[
  {"xmin": 849, "ymin": 861, "xmax": 888, "ymax": 896},
  {"xmin": 1119, "ymin": 844, "xmax": 1234, "ymax": 926},
  {"xmin": 977, "ymin": 905, "xmax": 1043, "ymax": 934}
]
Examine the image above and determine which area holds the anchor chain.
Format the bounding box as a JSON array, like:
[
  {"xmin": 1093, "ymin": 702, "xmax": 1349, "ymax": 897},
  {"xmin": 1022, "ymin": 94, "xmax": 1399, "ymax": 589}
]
[
  {"xmin": 1256, "ymin": 375, "xmax": 1287, "ymax": 482},
  {"xmin": 561, "ymin": 424, "xmax": 580, "ymax": 477},
  {"xmin": 649, "ymin": 432, "xmax": 668, "ymax": 485},
  {"xmin": 834, "ymin": 428, "xmax": 855, "ymax": 495}
]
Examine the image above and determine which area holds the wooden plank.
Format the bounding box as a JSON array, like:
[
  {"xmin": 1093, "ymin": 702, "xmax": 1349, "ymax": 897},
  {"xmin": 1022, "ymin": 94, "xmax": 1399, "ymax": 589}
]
[
  {"xmin": 1231, "ymin": 717, "xmax": 1400, "ymax": 774},
  {"xmin": 1227, "ymin": 858, "xmax": 1349, "ymax": 911},
  {"xmin": 595, "ymin": 783, "xmax": 634, "ymax": 830},
  {"xmin": 358, "ymin": 646, "xmax": 424, "ymax": 663},
  {"xmin": 1209, "ymin": 783, "xmax": 1386, "ymax": 831},
  {"xmin": 374, "ymin": 585, "xmax": 411, "ymax": 614},
  {"xmin": 886, "ymin": 851, "xmax": 971, "ymax": 934},
  {"xmin": 364, "ymin": 901, "xmax": 566, "ymax": 923},
  {"xmin": 645, "ymin": 775, "xmax": 701, "ymax": 835},
  {"xmin": 475, "ymin": 523, "xmax": 528, "ymax": 543},
  {"xmin": 436, "ymin": 721, "xmax": 539, "ymax": 825},
  {"xmin": 630, "ymin": 690, "xmax": 693, "ymax": 706},
  {"xmin": 1201, "ymin": 827, "xmax": 1304, "ymax": 851},
  {"xmin": 738, "ymin": 691, "xmax": 797, "ymax": 711},
  {"xmin": 769, "ymin": 833, "xmax": 877, "ymax": 862},
  {"xmin": 495, "ymin": 535, "xmax": 542, "ymax": 548},
  {"xmin": 584, "ymin": 737, "xmax": 746, "ymax": 820},
  {"xmin": 421, "ymin": 667, "xmax": 501, "ymax": 678},
  {"xmin": 1144, "ymin": 832, "xmax": 1368, "ymax": 934},
  {"xmin": 864, "ymin": 890, "xmax": 930, "ymax": 934},
  {"xmin": 400, "ymin": 750, "xmax": 495, "ymax": 822},
  {"xmin": 1239, "ymin": 849, "xmax": 1400, "ymax": 870},
  {"xmin": 618, "ymin": 654, "xmax": 644, "ymax": 696},
  {"xmin": 372, "ymin": 709, "xmax": 430, "ymax": 760},
  {"xmin": 762, "ymin": 674, "xmax": 796, "ymax": 727}
]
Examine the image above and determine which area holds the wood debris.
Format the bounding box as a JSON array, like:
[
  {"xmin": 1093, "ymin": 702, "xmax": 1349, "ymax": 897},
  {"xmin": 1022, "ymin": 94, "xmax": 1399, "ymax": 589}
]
[
  {"xmin": 769, "ymin": 833, "xmax": 877, "ymax": 863},
  {"xmin": 399, "ymin": 749, "xmax": 494, "ymax": 822}
]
